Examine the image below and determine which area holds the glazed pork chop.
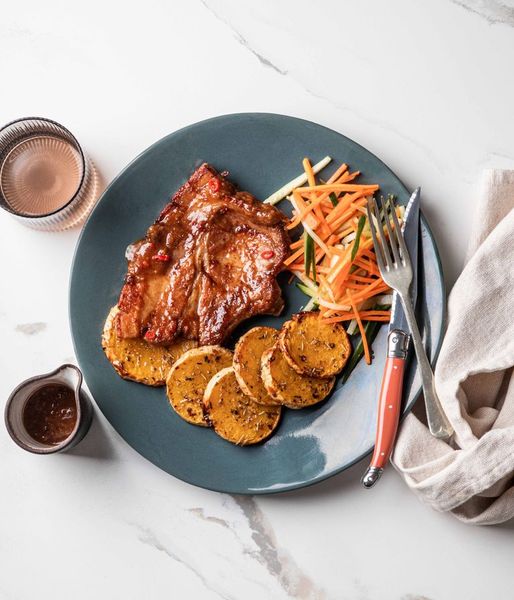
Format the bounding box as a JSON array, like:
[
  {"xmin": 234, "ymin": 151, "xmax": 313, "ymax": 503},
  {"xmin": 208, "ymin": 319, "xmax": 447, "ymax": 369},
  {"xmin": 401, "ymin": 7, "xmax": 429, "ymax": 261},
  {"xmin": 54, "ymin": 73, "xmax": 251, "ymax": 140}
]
[{"xmin": 115, "ymin": 164, "xmax": 290, "ymax": 346}]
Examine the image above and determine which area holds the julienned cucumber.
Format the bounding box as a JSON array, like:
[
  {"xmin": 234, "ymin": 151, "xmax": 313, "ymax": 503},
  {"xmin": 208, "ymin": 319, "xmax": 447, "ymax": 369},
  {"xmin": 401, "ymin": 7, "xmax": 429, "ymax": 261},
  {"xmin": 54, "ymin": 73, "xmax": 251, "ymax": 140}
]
[
  {"xmin": 351, "ymin": 215, "xmax": 366, "ymax": 261},
  {"xmin": 295, "ymin": 282, "xmax": 316, "ymax": 298},
  {"xmin": 304, "ymin": 231, "xmax": 316, "ymax": 282}
]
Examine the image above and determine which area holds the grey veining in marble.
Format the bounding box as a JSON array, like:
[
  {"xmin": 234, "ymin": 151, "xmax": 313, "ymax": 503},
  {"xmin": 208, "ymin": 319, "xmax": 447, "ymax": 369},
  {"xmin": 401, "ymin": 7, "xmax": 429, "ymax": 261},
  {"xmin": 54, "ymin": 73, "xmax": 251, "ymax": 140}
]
[
  {"xmin": 201, "ymin": 0, "xmax": 444, "ymax": 179},
  {"xmin": 15, "ymin": 322, "xmax": 47, "ymax": 335},
  {"xmin": 129, "ymin": 495, "xmax": 325, "ymax": 599},
  {"xmin": 451, "ymin": 0, "xmax": 514, "ymax": 27},
  {"xmin": 232, "ymin": 496, "xmax": 325, "ymax": 599},
  {"xmin": 200, "ymin": 0, "xmax": 288, "ymax": 75},
  {"xmin": 136, "ymin": 524, "xmax": 232, "ymax": 600}
]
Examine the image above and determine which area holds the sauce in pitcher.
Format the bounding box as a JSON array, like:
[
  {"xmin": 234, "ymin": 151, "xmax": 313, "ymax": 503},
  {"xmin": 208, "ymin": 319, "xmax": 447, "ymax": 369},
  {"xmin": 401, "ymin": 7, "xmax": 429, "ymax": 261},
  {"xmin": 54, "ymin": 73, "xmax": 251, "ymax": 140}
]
[{"xmin": 22, "ymin": 384, "xmax": 77, "ymax": 445}]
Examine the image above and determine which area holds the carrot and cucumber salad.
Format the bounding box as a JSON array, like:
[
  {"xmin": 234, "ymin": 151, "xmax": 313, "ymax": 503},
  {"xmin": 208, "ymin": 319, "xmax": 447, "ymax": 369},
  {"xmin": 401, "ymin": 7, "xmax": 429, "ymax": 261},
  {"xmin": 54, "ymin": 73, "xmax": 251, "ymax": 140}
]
[{"xmin": 265, "ymin": 157, "xmax": 404, "ymax": 369}]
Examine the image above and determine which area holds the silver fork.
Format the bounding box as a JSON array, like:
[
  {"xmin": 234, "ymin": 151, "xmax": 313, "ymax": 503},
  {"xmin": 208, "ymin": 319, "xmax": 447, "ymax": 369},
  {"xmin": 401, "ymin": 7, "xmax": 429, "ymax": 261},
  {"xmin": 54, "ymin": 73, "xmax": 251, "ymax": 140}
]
[{"xmin": 367, "ymin": 197, "xmax": 454, "ymax": 440}]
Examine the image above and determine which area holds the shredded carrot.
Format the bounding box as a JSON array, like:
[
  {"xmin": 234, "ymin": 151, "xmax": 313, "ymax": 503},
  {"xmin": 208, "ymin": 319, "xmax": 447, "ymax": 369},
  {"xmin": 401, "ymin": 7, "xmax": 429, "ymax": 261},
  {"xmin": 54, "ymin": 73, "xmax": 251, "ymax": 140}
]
[
  {"xmin": 291, "ymin": 190, "xmax": 319, "ymax": 229},
  {"xmin": 327, "ymin": 247, "xmax": 352, "ymax": 283},
  {"xmin": 317, "ymin": 298, "xmax": 352, "ymax": 311},
  {"xmin": 303, "ymin": 158, "xmax": 316, "ymax": 187},
  {"xmin": 349, "ymin": 274, "xmax": 377, "ymax": 284},
  {"xmin": 326, "ymin": 163, "xmax": 348, "ymax": 183},
  {"xmin": 296, "ymin": 183, "xmax": 379, "ymax": 194},
  {"xmin": 344, "ymin": 281, "xmax": 371, "ymax": 290},
  {"xmin": 326, "ymin": 192, "xmax": 363, "ymax": 224},
  {"xmin": 343, "ymin": 282, "xmax": 390, "ymax": 304},
  {"xmin": 354, "ymin": 257, "xmax": 380, "ymax": 276},
  {"xmin": 294, "ymin": 204, "xmax": 332, "ymax": 256},
  {"xmin": 283, "ymin": 247, "xmax": 305, "ymax": 266},
  {"xmin": 332, "ymin": 262, "xmax": 354, "ymax": 292},
  {"xmin": 313, "ymin": 204, "xmax": 331, "ymax": 237},
  {"xmin": 318, "ymin": 273, "xmax": 336, "ymax": 303},
  {"xmin": 288, "ymin": 264, "xmax": 330, "ymax": 274},
  {"xmin": 360, "ymin": 247, "xmax": 377, "ymax": 261},
  {"xmin": 287, "ymin": 186, "xmax": 333, "ymax": 230},
  {"xmin": 342, "ymin": 170, "xmax": 360, "ymax": 182},
  {"xmin": 287, "ymin": 192, "xmax": 315, "ymax": 229},
  {"xmin": 348, "ymin": 291, "xmax": 371, "ymax": 364},
  {"xmin": 329, "ymin": 198, "xmax": 369, "ymax": 231},
  {"xmin": 303, "ymin": 158, "xmax": 330, "ymax": 235},
  {"xmin": 320, "ymin": 200, "xmax": 334, "ymax": 214},
  {"xmin": 329, "ymin": 246, "xmax": 348, "ymax": 257},
  {"xmin": 281, "ymin": 157, "xmax": 402, "ymax": 360},
  {"xmin": 322, "ymin": 311, "xmax": 391, "ymax": 324}
]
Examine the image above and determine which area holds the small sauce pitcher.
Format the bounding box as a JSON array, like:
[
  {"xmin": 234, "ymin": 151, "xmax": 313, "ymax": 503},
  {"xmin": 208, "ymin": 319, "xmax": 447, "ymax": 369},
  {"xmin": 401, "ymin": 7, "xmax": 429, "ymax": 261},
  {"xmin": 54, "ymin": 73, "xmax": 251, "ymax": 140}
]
[{"xmin": 5, "ymin": 364, "xmax": 93, "ymax": 454}]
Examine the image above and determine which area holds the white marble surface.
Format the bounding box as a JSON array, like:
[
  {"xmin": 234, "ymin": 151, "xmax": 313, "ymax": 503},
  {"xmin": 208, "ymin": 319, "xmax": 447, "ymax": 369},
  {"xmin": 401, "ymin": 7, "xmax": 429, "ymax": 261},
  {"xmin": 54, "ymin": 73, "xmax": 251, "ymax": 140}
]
[{"xmin": 1, "ymin": 1, "xmax": 514, "ymax": 598}]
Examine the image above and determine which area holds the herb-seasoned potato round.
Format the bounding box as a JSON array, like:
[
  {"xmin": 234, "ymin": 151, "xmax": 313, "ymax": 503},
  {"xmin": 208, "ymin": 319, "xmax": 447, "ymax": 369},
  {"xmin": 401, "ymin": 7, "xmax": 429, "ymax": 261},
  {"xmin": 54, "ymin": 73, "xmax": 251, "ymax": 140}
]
[
  {"xmin": 260, "ymin": 344, "xmax": 335, "ymax": 409},
  {"xmin": 279, "ymin": 312, "xmax": 351, "ymax": 378},
  {"xmin": 102, "ymin": 306, "xmax": 198, "ymax": 386},
  {"xmin": 204, "ymin": 367, "xmax": 281, "ymax": 445},
  {"xmin": 166, "ymin": 345, "xmax": 233, "ymax": 426},
  {"xmin": 233, "ymin": 326, "xmax": 280, "ymax": 405}
]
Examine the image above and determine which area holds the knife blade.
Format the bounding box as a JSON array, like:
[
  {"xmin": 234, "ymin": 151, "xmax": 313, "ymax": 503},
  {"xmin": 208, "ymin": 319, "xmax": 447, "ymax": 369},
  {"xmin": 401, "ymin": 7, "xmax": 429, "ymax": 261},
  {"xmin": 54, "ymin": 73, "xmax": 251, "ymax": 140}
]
[
  {"xmin": 361, "ymin": 187, "xmax": 421, "ymax": 489},
  {"xmin": 389, "ymin": 187, "xmax": 420, "ymax": 334}
]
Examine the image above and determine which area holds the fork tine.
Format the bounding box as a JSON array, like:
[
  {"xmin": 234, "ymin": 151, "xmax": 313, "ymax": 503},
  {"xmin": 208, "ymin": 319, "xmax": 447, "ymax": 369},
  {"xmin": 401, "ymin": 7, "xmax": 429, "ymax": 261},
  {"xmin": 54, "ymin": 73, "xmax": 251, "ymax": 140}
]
[
  {"xmin": 389, "ymin": 197, "xmax": 405, "ymax": 257},
  {"xmin": 373, "ymin": 197, "xmax": 393, "ymax": 269},
  {"xmin": 390, "ymin": 198, "xmax": 411, "ymax": 268},
  {"xmin": 383, "ymin": 198, "xmax": 401, "ymax": 265},
  {"xmin": 366, "ymin": 198, "xmax": 385, "ymax": 272}
]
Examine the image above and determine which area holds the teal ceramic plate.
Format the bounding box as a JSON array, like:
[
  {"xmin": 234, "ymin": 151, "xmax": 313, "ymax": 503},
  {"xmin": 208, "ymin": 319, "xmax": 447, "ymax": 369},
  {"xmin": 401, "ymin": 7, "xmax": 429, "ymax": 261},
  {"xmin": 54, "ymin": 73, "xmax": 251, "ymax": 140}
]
[{"xmin": 70, "ymin": 113, "xmax": 444, "ymax": 494}]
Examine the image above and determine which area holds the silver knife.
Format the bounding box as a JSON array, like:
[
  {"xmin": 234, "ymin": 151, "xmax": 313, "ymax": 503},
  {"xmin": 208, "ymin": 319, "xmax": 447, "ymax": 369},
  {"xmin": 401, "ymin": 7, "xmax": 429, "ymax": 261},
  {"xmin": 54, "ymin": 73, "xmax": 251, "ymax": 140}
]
[{"xmin": 361, "ymin": 188, "xmax": 420, "ymax": 488}]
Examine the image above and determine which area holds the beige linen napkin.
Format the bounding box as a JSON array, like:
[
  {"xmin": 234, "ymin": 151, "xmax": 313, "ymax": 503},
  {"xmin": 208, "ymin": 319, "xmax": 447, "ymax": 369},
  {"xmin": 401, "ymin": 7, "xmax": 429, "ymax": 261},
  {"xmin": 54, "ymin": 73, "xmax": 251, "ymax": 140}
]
[{"xmin": 392, "ymin": 170, "xmax": 514, "ymax": 525}]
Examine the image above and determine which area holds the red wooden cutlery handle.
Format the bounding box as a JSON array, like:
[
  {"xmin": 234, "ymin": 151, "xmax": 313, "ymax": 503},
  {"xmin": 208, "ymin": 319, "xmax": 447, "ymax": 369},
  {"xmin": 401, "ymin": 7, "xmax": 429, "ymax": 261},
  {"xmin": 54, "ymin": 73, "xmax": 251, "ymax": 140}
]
[{"xmin": 362, "ymin": 330, "xmax": 409, "ymax": 488}]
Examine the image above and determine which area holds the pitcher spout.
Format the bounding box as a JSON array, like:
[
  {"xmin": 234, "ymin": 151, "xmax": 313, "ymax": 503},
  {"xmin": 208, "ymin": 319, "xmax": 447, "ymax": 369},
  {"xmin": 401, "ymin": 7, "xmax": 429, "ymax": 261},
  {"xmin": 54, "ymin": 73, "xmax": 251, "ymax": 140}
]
[{"xmin": 55, "ymin": 363, "xmax": 83, "ymax": 394}]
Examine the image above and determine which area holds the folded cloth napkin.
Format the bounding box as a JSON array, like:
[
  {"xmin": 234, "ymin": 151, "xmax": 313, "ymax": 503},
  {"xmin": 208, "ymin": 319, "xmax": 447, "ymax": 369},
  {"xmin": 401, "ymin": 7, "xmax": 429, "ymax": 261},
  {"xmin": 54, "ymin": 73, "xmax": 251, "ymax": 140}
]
[{"xmin": 392, "ymin": 170, "xmax": 514, "ymax": 525}]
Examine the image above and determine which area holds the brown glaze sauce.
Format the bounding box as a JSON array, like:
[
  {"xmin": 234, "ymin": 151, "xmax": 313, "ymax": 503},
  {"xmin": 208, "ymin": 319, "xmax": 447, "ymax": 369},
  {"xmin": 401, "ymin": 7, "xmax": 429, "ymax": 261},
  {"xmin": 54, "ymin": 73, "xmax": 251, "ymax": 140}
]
[{"xmin": 23, "ymin": 384, "xmax": 77, "ymax": 445}]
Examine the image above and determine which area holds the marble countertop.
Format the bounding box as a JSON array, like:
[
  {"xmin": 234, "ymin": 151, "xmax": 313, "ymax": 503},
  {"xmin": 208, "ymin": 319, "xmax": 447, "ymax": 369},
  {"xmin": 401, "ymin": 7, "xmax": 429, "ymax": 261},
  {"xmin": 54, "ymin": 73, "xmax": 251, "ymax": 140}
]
[{"xmin": 2, "ymin": 1, "xmax": 514, "ymax": 599}]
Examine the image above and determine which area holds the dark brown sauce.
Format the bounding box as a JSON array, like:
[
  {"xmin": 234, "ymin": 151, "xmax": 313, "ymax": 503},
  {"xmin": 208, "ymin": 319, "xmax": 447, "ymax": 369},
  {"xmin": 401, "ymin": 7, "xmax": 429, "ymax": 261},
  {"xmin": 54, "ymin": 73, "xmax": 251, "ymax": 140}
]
[{"xmin": 23, "ymin": 384, "xmax": 77, "ymax": 445}]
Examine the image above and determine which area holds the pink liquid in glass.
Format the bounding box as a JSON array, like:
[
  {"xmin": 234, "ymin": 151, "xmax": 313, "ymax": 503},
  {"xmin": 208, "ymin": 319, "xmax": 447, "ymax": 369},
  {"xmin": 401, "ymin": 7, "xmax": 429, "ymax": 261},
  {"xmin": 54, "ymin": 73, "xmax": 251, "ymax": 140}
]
[{"xmin": 0, "ymin": 135, "xmax": 83, "ymax": 216}]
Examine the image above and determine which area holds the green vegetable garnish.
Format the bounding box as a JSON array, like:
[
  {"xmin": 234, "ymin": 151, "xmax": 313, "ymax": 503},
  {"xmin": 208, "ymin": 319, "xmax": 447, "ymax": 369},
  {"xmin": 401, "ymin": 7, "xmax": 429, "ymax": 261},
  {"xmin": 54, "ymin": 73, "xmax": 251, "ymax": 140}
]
[
  {"xmin": 304, "ymin": 231, "xmax": 316, "ymax": 283},
  {"xmin": 351, "ymin": 215, "xmax": 366, "ymax": 262},
  {"xmin": 329, "ymin": 192, "xmax": 338, "ymax": 207},
  {"xmin": 295, "ymin": 282, "xmax": 316, "ymax": 298},
  {"xmin": 304, "ymin": 232, "xmax": 314, "ymax": 278}
]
